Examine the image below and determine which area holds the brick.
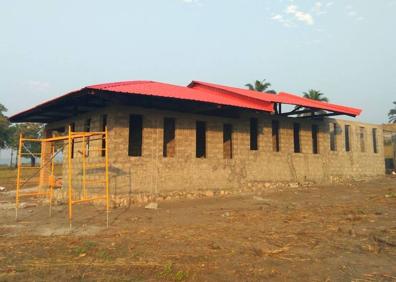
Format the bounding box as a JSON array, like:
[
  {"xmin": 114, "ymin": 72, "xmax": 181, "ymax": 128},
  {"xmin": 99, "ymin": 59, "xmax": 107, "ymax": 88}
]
[{"xmin": 44, "ymin": 105, "xmax": 385, "ymax": 199}]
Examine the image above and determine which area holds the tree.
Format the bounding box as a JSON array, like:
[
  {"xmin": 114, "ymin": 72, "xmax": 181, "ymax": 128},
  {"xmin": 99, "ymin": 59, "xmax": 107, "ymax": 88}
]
[
  {"xmin": 245, "ymin": 79, "xmax": 276, "ymax": 94},
  {"xmin": 0, "ymin": 103, "xmax": 11, "ymax": 149},
  {"xmin": 297, "ymin": 89, "xmax": 329, "ymax": 116},
  {"xmin": 389, "ymin": 102, "xmax": 396, "ymax": 123},
  {"xmin": 7, "ymin": 125, "xmax": 19, "ymax": 167},
  {"xmin": 303, "ymin": 89, "xmax": 329, "ymax": 102},
  {"xmin": 9, "ymin": 123, "xmax": 44, "ymax": 167}
]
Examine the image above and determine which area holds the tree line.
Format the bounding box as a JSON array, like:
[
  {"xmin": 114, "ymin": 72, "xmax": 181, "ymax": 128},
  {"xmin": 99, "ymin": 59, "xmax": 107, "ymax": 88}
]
[
  {"xmin": 246, "ymin": 79, "xmax": 396, "ymax": 122},
  {"xmin": 0, "ymin": 104, "xmax": 42, "ymax": 167},
  {"xmin": 245, "ymin": 79, "xmax": 329, "ymax": 102}
]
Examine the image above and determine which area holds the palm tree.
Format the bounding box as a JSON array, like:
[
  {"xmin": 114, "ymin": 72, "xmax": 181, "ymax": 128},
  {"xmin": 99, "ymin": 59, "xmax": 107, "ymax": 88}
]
[
  {"xmin": 297, "ymin": 89, "xmax": 329, "ymax": 116},
  {"xmin": 303, "ymin": 89, "xmax": 329, "ymax": 102},
  {"xmin": 245, "ymin": 79, "xmax": 276, "ymax": 94},
  {"xmin": 389, "ymin": 101, "xmax": 396, "ymax": 123}
]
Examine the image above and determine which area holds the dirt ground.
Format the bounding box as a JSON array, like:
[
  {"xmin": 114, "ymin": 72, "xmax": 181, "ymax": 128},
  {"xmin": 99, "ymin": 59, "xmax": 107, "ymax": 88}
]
[{"xmin": 0, "ymin": 177, "xmax": 395, "ymax": 281}]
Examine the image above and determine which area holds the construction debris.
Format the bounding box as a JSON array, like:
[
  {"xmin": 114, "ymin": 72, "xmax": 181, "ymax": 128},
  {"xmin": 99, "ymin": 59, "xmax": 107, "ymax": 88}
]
[
  {"xmin": 144, "ymin": 202, "xmax": 158, "ymax": 210},
  {"xmin": 252, "ymin": 196, "xmax": 274, "ymax": 205},
  {"xmin": 20, "ymin": 202, "xmax": 38, "ymax": 209}
]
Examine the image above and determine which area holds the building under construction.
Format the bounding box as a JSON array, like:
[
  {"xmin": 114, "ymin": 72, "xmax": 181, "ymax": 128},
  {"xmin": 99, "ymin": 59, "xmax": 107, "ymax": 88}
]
[{"xmin": 9, "ymin": 80, "xmax": 385, "ymax": 209}]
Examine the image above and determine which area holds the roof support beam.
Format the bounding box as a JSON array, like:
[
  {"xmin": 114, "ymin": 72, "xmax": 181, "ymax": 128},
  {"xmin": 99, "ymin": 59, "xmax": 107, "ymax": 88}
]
[
  {"xmin": 36, "ymin": 112, "xmax": 70, "ymax": 118},
  {"xmin": 191, "ymin": 104, "xmax": 222, "ymax": 113},
  {"xmin": 274, "ymin": 103, "xmax": 278, "ymax": 115},
  {"xmin": 297, "ymin": 112, "xmax": 355, "ymax": 119},
  {"xmin": 279, "ymin": 108, "xmax": 318, "ymax": 116}
]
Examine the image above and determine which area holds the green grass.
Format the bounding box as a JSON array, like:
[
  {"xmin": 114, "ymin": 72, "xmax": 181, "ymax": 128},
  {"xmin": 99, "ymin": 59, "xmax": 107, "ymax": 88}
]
[
  {"xmin": 159, "ymin": 262, "xmax": 188, "ymax": 281},
  {"xmin": 0, "ymin": 166, "xmax": 17, "ymax": 176},
  {"xmin": 0, "ymin": 165, "xmax": 63, "ymax": 190},
  {"xmin": 72, "ymin": 241, "xmax": 98, "ymax": 256},
  {"xmin": 0, "ymin": 167, "xmax": 18, "ymax": 189}
]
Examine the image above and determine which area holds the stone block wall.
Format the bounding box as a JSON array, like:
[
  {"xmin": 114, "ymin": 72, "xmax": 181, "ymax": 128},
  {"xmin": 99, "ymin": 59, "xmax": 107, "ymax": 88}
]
[{"xmin": 46, "ymin": 104, "xmax": 385, "ymax": 202}]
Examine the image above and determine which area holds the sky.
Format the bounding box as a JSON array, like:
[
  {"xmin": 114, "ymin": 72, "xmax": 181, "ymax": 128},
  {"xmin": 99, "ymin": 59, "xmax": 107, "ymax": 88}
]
[{"xmin": 0, "ymin": 0, "xmax": 395, "ymax": 125}]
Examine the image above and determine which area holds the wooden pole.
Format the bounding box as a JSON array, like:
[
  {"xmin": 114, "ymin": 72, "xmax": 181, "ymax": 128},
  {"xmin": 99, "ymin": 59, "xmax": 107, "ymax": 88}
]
[
  {"xmin": 68, "ymin": 126, "xmax": 73, "ymax": 230},
  {"xmin": 105, "ymin": 127, "xmax": 110, "ymax": 228},
  {"xmin": 15, "ymin": 134, "xmax": 23, "ymax": 221}
]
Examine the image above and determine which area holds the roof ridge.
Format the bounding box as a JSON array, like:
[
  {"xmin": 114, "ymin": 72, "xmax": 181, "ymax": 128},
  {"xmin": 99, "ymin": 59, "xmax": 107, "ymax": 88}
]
[
  {"xmin": 189, "ymin": 80, "xmax": 280, "ymax": 102},
  {"xmin": 86, "ymin": 80, "xmax": 154, "ymax": 90}
]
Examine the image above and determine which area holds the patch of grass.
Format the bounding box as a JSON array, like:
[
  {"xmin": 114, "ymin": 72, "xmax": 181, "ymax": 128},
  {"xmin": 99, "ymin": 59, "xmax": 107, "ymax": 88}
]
[
  {"xmin": 160, "ymin": 261, "xmax": 174, "ymax": 277},
  {"xmin": 0, "ymin": 165, "xmax": 62, "ymax": 190},
  {"xmin": 0, "ymin": 167, "xmax": 17, "ymax": 188},
  {"xmin": 159, "ymin": 262, "xmax": 188, "ymax": 281},
  {"xmin": 174, "ymin": 270, "xmax": 188, "ymax": 281},
  {"xmin": 14, "ymin": 266, "xmax": 26, "ymax": 273},
  {"xmin": 72, "ymin": 241, "xmax": 97, "ymax": 256},
  {"xmin": 131, "ymin": 251, "xmax": 142, "ymax": 259},
  {"xmin": 96, "ymin": 249, "xmax": 112, "ymax": 261}
]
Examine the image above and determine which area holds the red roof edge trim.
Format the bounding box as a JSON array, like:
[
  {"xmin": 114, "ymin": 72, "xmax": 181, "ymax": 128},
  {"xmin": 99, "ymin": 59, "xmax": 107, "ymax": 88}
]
[{"xmin": 87, "ymin": 80, "xmax": 154, "ymax": 90}]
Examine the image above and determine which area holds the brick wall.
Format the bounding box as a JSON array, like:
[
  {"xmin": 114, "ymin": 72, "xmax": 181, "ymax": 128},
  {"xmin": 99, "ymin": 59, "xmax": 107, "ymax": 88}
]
[
  {"xmin": 46, "ymin": 105, "xmax": 385, "ymax": 199},
  {"xmin": 383, "ymin": 124, "xmax": 396, "ymax": 171}
]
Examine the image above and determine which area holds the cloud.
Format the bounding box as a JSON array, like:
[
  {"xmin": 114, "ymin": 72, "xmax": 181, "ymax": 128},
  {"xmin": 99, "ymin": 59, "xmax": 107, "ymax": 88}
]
[
  {"xmin": 271, "ymin": 14, "xmax": 283, "ymax": 21},
  {"xmin": 286, "ymin": 4, "xmax": 314, "ymax": 25},
  {"xmin": 347, "ymin": 10, "xmax": 357, "ymax": 17},
  {"xmin": 271, "ymin": 14, "xmax": 293, "ymax": 28},
  {"xmin": 313, "ymin": 2, "xmax": 322, "ymax": 13},
  {"xmin": 313, "ymin": 1, "xmax": 335, "ymax": 15},
  {"xmin": 345, "ymin": 4, "xmax": 364, "ymax": 21},
  {"xmin": 181, "ymin": 0, "xmax": 201, "ymax": 4},
  {"xmin": 24, "ymin": 80, "xmax": 51, "ymax": 92},
  {"xmin": 271, "ymin": 2, "xmax": 334, "ymax": 28}
]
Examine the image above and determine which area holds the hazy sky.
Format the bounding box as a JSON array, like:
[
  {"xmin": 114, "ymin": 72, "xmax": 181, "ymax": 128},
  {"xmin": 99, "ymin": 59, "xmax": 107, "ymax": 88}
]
[{"xmin": 0, "ymin": 0, "xmax": 395, "ymax": 123}]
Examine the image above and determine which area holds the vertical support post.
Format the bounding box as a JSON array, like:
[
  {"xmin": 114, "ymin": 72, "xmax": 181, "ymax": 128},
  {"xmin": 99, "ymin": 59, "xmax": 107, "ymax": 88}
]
[
  {"xmin": 15, "ymin": 134, "xmax": 23, "ymax": 221},
  {"xmin": 105, "ymin": 126, "xmax": 110, "ymax": 228},
  {"xmin": 82, "ymin": 135, "xmax": 86, "ymax": 200},
  {"xmin": 49, "ymin": 143, "xmax": 55, "ymax": 217},
  {"xmin": 68, "ymin": 126, "xmax": 73, "ymax": 230},
  {"xmin": 39, "ymin": 140, "xmax": 46, "ymax": 191},
  {"xmin": 155, "ymin": 119, "xmax": 159, "ymax": 195}
]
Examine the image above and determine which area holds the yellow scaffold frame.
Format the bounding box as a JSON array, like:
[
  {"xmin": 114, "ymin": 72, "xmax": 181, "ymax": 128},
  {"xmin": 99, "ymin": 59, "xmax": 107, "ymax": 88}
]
[{"xmin": 15, "ymin": 126, "xmax": 110, "ymax": 229}]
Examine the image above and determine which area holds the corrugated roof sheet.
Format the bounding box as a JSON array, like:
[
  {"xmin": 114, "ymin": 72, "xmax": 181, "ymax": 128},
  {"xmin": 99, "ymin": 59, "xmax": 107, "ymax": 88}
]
[
  {"xmin": 87, "ymin": 80, "xmax": 274, "ymax": 112},
  {"xmin": 189, "ymin": 81, "xmax": 362, "ymax": 117},
  {"xmin": 9, "ymin": 79, "xmax": 362, "ymax": 122}
]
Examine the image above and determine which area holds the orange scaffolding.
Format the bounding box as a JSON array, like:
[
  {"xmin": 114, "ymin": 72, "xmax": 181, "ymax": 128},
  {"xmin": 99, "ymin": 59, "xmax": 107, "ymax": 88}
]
[{"xmin": 15, "ymin": 126, "xmax": 110, "ymax": 229}]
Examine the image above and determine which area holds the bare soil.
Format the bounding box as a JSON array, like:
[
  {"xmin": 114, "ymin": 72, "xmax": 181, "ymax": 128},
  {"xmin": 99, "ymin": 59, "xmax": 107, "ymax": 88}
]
[{"xmin": 0, "ymin": 177, "xmax": 395, "ymax": 281}]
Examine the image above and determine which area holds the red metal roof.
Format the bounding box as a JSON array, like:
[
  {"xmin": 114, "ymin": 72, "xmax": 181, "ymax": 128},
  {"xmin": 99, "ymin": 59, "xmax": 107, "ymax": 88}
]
[
  {"xmin": 9, "ymin": 79, "xmax": 362, "ymax": 122},
  {"xmin": 86, "ymin": 80, "xmax": 274, "ymax": 112},
  {"xmin": 189, "ymin": 81, "xmax": 362, "ymax": 117},
  {"xmin": 276, "ymin": 92, "xmax": 362, "ymax": 116}
]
